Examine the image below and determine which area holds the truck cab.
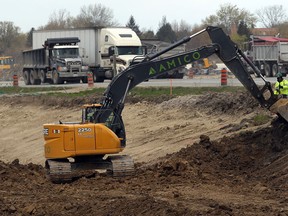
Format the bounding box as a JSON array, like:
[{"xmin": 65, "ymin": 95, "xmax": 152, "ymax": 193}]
[
  {"xmin": 46, "ymin": 38, "xmax": 89, "ymax": 84},
  {"xmin": 99, "ymin": 28, "xmax": 145, "ymax": 80}
]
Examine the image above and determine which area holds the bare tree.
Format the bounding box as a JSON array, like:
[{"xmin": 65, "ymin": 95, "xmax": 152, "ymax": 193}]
[
  {"xmin": 40, "ymin": 9, "xmax": 72, "ymax": 30},
  {"xmin": 171, "ymin": 19, "xmax": 192, "ymax": 39},
  {"xmin": 72, "ymin": 4, "xmax": 118, "ymax": 27},
  {"xmin": 202, "ymin": 3, "xmax": 256, "ymax": 34},
  {"xmin": 256, "ymin": 5, "xmax": 287, "ymax": 28},
  {"xmin": 275, "ymin": 22, "xmax": 288, "ymax": 37},
  {"xmin": 0, "ymin": 21, "xmax": 21, "ymax": 54},
  {"xmin": 171, "ymin": 20, "xmax": 191, "ymax": 32},
  {"xmin": 187, "ymin": 24, "xmax": 210, "ymax": 50}
]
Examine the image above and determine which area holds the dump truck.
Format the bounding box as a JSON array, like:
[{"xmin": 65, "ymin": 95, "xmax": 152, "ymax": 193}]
[
  {"xmin": 245, "ymin": 35, "xmax": 288, "ymax": 77},
  {"xmin": 43, "ymin": 26, "xmax": 288, "ymax": 183},
  {"xmin": 33, "ymin": 27, "xmax": 145, "ymax": 83},
  {"xmin": 22, "ymin": 37, "xmax": 89, "ymax": 85}
]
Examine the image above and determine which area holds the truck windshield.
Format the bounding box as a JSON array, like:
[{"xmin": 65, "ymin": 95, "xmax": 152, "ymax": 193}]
[
  {"xmin": 116, "ymin": 46, "xmax": 144, "ymax": 55},
  {"xmin": 52, "ymin": 48, "xmax": 79, "ymax": 58}
]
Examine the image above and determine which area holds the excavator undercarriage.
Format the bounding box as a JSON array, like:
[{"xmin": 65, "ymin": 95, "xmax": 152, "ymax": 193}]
[{"xmin": 46, "ymin": 155, "xmax": 134, "ymax": 183}]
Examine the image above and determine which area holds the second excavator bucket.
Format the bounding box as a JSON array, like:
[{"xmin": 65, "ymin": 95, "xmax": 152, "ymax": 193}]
[{"xmin": 269, "ymin": 98, "xmax": 288, "ymax": 122}]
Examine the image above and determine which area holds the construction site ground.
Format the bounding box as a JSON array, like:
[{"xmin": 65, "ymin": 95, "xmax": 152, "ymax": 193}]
[{"xmin": 0, "ymin": 90, "xmax": 287, "ymax": 215}]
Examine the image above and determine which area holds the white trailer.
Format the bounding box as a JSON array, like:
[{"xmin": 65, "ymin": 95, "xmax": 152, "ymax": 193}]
[
  {"xmin": 33, "ymin": 27, "xmax": 145, "ymax": 82},
  {"xmin": 247, "ymin": 36, "xmax": 288, "ymax": 77}
]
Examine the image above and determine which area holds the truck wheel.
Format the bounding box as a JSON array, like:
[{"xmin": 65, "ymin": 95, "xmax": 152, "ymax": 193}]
[
  {"xmin": 264, "ymin": 64, "xmax": 271, "ymax": 77},
  {"xmin": 39, "ymin": 70, "xmax": 47, "ymax": 83},
  {"xmin": 82, "ymin": 77, "xmax": 88, "ymax": 83},
  {"xmin": 52, "ymin": 70, "xmax": 63, "ymax": 84},
  {"xmin": 30, "ymin": 70, "xmax": 41, "ymax": 85},
  {"xmin": 23, "ymin": 70, "xmax": 31, "ymax": 85},
  {"xmin": 272, "ymin": 64, "xmax": 278, "ymax": 77},
  {"xmin": 93, "ymin": 73, "xmax": 104, "ymax": 83},
  {"xmin": 68, "ymin": 79, "xmax": 80, "ymax": 83}
]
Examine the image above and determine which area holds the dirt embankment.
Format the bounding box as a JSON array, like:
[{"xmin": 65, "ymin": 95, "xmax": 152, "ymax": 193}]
[{"xmin": 0, "ymin": 91, "xmax": 287, "ymax": 215}]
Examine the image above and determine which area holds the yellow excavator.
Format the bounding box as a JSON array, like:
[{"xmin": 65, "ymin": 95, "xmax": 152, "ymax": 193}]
[{"xmin": 43, "ymin": 26, "xmax": 288, "ymax": 183}]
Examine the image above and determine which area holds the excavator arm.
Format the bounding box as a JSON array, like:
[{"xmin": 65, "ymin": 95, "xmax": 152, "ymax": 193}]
[{"xmin": 96, "ymin": 26, "xmax": 286, "ymax": 124}]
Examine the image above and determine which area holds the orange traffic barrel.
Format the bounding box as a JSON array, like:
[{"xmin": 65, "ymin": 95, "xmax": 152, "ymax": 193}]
[
  {"xmin": 13, "ymin": 74, "xmax": 18, "ymax": 87},
  {"xmin": 220, "ymin": 68, "xmax": 227, "ymax": 86},
  {"xmin": 87, "ymin": 72, "xmax": 94, "ymax": 87}
]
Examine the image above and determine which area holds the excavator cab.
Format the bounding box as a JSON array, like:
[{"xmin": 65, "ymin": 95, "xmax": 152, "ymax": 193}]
[
  {"xmin": 44, "ymin": 104, "xmax": 130, "ymax": 183},
  {"xmin": 82, "ymin": 104, "xmax": 126, "ymax": 146},
  {"xmin": 82, "ymin": 104, "xmax": 102, "ymax": 123}
]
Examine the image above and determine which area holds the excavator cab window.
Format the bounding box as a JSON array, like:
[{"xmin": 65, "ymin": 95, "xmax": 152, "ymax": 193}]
[
  {"xmin": 83, "ymin": 106, "xmax": 101, "ymax": 123},
  {"xmin": 105, "ymin": 111, "xmax": 125, "ymax": 133},
  {"xmin": 83, "ymin": 107, "xmax": 126, "ymax": 144},
  {"xmin": 83, "ymin": 106, "xmax": 125, "ymax": 135},
  {"xmin": 105, "ymin": 111, "xmax": 126, "ymax": 145}
]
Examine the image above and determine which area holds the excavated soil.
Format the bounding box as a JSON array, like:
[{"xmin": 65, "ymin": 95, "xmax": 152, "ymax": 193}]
[{"xmin": 0, "ymin": 90, "xmax": 287, "ymax": 215}]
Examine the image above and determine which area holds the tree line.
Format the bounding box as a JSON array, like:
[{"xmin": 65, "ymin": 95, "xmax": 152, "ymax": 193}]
[{"xmin": 1, "ymin": 3, "xmax": 288, "ymax": 61}]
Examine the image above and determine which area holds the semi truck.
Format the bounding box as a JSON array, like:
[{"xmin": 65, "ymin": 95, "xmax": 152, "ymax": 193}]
[
  {"xmin": 22, "ymin": 37, "xmax": 89, "ymax": 85},
  {"xmin": 245, "ymin": 35, "xmax": 288, "ymax": 77},
  {"xmin": 33, "ymin": 27, "xmax": 145, "ymax": 83}
]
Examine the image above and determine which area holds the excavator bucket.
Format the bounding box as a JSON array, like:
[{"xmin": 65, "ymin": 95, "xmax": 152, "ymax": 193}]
[{"xmin": 269, "ymin": 98, "xmax": 288, "ymax": 122}]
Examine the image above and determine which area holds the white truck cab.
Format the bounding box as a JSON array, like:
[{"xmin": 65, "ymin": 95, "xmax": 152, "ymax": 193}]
[{"xmin": 100, "ymin": 28, "xmax": 145, "ymax": 78}]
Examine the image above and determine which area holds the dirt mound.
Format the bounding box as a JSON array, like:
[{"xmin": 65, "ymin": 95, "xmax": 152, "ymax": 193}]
[
  {"xmin": 154, "ymin": 121, "xmax": 288, "ymax": 186},
  {"xmin": 1, "ymin": 122, "xmax": 287, "ymax": 215},
  {"xmin": 0, "ymin": 92, "xmax": 172, "ymax": 108},
  {"xmin": 195, "ymin": 91, "xmax": 260, "ymax": 115},
  {"xmin": 0, "ymin": 91, "xmax": 287, "ymax": 215},
  {"xmin": 159, "ymin": 91, "xmax": 261, "ymax": 114}
]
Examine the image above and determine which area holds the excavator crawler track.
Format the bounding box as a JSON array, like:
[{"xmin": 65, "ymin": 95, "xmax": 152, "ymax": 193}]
[
  {"xmin": 107, "ymin": 155, "xmax": 135, "ymax": 177},
  {"xmin": 46, "ymin": 159, "xmax": 73, "ymax": 184},
  {"xmin": 45, "ymin": 155, "xmax": 135, "ymax": 183}
]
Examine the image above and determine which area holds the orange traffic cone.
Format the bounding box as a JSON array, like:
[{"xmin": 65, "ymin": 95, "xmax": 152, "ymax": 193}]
[
  {"xmin": 87, "ymin": 73, "xmax": 94, "ymax": 87},
  {"xmin": 13, "ymin": 74, "xmax": 18, "ymax": 87},
  {"xmin": 220, "ymin": 68, "xmax": 227, "ymax": 86}
]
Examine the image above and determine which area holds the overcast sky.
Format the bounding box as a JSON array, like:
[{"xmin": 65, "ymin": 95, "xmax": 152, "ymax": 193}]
[{"xmin": 2, "ymin": 0, "xmax": 287, "ymax": 33}]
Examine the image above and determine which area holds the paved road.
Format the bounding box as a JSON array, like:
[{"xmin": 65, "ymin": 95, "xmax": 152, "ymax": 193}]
[{"xmin": 0, "ymin": 75, "xmax": 277, "ymax": 88}]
